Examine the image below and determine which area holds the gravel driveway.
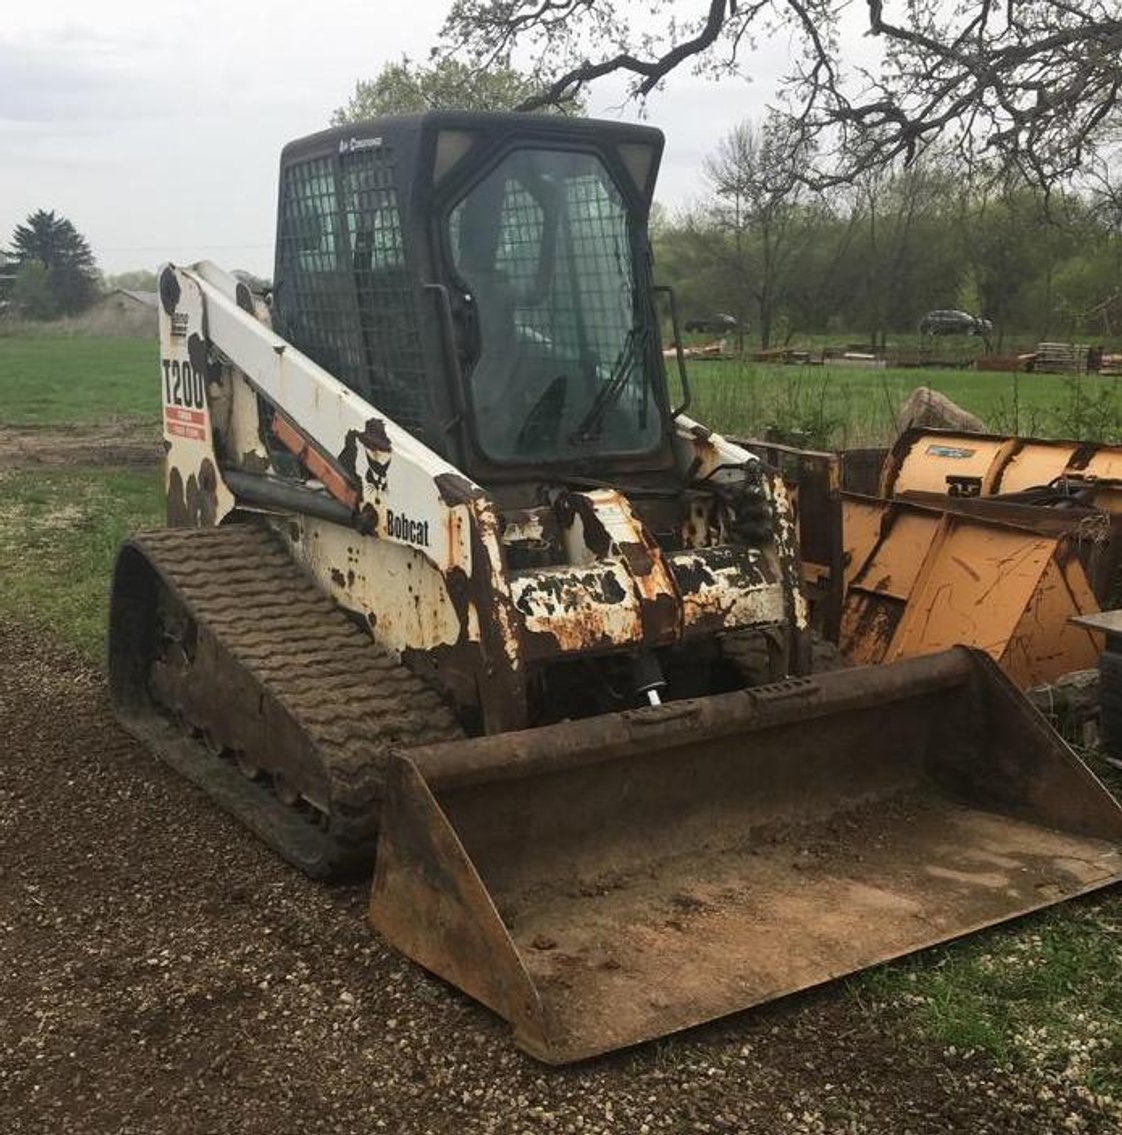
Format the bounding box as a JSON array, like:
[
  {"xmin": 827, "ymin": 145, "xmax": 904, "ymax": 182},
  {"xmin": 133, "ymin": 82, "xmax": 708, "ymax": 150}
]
[{"xmin": 1, "ymin": 616, "xmax": 1113, "ymax": 1134}]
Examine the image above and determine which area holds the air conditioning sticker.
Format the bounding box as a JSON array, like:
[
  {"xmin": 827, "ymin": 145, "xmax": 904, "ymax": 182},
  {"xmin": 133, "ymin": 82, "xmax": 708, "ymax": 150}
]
[{"xmin": 924, "ymin": 445, "xmax": 976, "ymax": 459}]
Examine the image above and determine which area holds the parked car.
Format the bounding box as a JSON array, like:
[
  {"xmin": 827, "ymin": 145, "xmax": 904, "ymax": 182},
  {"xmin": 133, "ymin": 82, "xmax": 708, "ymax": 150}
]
[
  {"xmin": 918, "ymin": 309, "xmax": 993, "ymax": 337},
  {"xmin": 684, "ymin": 312, "xmax": 739, "ymax": 335}
]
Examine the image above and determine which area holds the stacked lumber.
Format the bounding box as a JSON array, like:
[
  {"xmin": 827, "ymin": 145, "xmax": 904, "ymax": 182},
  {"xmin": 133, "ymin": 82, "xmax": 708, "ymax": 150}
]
[{"xmin": 1035, "ymin": 342, "xmax": 1092, "ymax": 374}]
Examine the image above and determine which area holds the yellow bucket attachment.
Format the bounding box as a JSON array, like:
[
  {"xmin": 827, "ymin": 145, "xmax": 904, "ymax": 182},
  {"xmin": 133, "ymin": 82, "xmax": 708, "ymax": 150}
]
[
  {"xmin": 370, "ymin": 649, "xmax": 1122, "ymax": 1063},
  {"xmin": 840, "ymin": 496, "xmax": 1102, "ymax": 687}
]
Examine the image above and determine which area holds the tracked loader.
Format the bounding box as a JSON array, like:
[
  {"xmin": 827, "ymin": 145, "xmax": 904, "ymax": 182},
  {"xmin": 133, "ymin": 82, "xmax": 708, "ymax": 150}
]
[{"xmin": 109, "ymin": 113, "xmax": 1122, "ymax": 1063}]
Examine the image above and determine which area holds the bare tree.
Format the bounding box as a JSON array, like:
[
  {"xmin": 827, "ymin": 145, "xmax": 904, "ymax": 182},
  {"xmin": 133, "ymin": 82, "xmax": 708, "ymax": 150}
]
[
  {"xmin": 1086, "ymin": 147, "xmax": 1122, "ymax": 236},
  {"xmin": 702, "ymin": 115, "xmax": 816, "ymax": 347},
  {"xmin": 1062, "ymin": 149, "xmax": 1122, "ymax": 335},
  {"xmin": 849, "ymin": 155, "xmax": 959, "ymax": 348},
  {"xmin": 440, "ymin": 0, "xmax": 1122, "ymax": 184}
]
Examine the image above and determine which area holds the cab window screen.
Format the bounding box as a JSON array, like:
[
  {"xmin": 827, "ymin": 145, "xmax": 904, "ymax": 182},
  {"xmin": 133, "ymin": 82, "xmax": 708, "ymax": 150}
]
[
  {"xmin": 276, "ymin": 147, "xmax": 430, "ymax": 439},
  {"xmin": 449, "ymin": 149, "xmax": 659, "ymax": 462}
]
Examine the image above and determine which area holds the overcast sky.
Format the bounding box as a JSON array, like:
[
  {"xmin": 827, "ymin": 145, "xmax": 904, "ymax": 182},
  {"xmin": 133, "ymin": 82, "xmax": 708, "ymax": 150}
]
[{"xmin": 1, "ymin": 1, "xmax": 806, "ymax": 276}]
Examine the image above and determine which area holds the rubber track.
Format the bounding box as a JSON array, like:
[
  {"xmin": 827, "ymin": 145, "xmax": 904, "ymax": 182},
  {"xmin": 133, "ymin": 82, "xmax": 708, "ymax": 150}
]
[{"xmin": 123, "ymin": 524, "xmax": 464, "ymax": 876}]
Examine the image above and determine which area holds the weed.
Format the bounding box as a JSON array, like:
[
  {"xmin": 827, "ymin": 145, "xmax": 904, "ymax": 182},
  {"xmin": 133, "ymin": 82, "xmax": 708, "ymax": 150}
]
[
  {"xmin": 761, "ymin": 369, "xmax": 848, "ymax": 449},
  {"xmin": 1053, "ymin": 375, "xmax": 1122, "ymax": 442}
]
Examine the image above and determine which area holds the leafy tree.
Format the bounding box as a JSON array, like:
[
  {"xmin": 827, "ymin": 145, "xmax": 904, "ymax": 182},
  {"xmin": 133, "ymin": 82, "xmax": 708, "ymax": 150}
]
[
  {"xmin": 11, "ymin": 261, "xmax": 58, "ymax": 320},
  {"xmin": 1052, "ymin": 250, "xmax": 1122, "ymax": 336},
  {"xmin": 105, "ymin": 269, "xmax": 158, "ymax": 293},
  {"xmin": 333, "ymin": 57, "xmax": 583, "ymax": 123},
  {"xmin": 653, "ymin": 210, "xmax": 739, "ymax": 331},
  {"xmin": 844, "ymin": 156, "xmax": 963, "ymax": 347},
  {"xmin": 441, "ymin": 0, "xmax": 1122, "ymax": 184},
  {"xmin": 650, "ymin": 142, "xmax": 1122, "ymax": 347},
  {"xmin": 9, "ymin": 210, "xmax": 99, "ymax": 315},
  {"xmin": 955, "ymin": 178, "xmax": 1056, "ymax": 348}
]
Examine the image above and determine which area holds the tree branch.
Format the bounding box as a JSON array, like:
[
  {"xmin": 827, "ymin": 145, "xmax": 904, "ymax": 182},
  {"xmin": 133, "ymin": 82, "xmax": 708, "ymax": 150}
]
[{"xmin": 440, "ymin": 0, "xmax": 1122, "ymax": 185}]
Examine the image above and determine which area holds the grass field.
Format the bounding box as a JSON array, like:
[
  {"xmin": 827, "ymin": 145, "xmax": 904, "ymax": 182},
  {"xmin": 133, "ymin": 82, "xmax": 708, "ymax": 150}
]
[
  {"xmin": 6, "ymin": 332, "xmax": 1122, "ymax": 445},
  {"xmin": 0, "ymin": 336, "xmax": 158, "ymax": 424},
  {"xmin": 682, "ymin": 359, "xmax": 1122, "ymax": 447},
  {"xmin": 2, "ymin": 333, "xmax": 1122, "ymax": 1120},
  {"xmin": 0, "ymin": 468, "xmax": 163, "ymax": 658}
]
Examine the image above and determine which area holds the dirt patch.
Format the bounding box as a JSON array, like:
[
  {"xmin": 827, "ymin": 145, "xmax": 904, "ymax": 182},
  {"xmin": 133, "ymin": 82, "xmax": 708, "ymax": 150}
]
[
  {"xmin": 0, "ymin": 421, "xmax": 161, "ymax": 471},
  {"xmin": 0, "ymin": 615, "xmax": 1116, "ymax": 1134}
]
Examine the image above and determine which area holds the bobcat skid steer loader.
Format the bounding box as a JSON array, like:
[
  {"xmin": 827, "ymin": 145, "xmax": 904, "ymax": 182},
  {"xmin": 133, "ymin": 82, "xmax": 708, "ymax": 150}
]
[{"xmin": 108, "ymin": 112, "xmax": 1122, "ymax": 1063}]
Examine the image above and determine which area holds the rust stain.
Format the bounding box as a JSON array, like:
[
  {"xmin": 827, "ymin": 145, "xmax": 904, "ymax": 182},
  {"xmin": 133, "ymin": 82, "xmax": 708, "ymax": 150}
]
[
  {"xmin": 434, "ymin": 472, "xmax": 483, "ymax": 507},
  {"xmin": 951, "ymin": 555, "xmax": 981, "ymax": 582},
  {"xmin": 617, "ymin": 540, "xmax": 655, "ymax": 577}
]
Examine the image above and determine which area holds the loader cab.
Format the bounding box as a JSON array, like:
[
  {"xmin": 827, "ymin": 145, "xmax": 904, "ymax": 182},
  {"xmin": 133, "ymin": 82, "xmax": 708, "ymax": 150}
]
[{"xmin": 272, "ymin": 113, "xmax": 674, "ymax": 485}]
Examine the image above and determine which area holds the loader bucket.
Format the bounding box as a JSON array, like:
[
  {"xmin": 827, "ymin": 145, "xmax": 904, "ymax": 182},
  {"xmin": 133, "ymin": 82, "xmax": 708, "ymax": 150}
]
[{"xmin": 370, "ymin": 648, "xmax": 1122, "ymax": 1064}]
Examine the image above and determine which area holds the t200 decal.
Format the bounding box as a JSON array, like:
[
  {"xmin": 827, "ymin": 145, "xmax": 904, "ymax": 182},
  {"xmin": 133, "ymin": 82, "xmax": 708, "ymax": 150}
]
[
  {"xmin": 162, "ymin": 357, "xmax": 207, "ymax": 441},
  {"xmin": 162, "ymin": 357, "xmax": 205, "ymax": 410}
]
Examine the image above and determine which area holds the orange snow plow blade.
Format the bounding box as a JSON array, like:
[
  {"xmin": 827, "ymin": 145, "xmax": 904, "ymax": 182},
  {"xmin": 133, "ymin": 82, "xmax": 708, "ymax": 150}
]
[
  {"xmin": 370, "ymin": 649, "xmax": 1122, "ymax": 1063},
  {"xmin": 839, "ymin": 497, "xmax": 1103, "ymax": 687}
]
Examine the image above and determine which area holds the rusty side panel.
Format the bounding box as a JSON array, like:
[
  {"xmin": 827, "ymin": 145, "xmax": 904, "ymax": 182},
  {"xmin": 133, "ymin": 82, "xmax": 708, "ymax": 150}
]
[
  {"xmin": 511, "ymin": 564, "xmax": 643, "ymax": 658},
  {"xmin": 465, "ymin": 494, "xmax": 529, "ymax": 732},
  {"xmin": 440, "ymin": 484, "xmax": 529, "ymax": 733},
  {"xmin": 426, "ymin": 472, "xmax": 530, "ymax": 735},
  {"xmin": 763, "ymin": 472, "xmax": 809, "ymax": 672},
  {"xmin": 669, "ymin": 546, "xmax": 787, "ymax": 637},
  {"xmin": 735, "ymin": 439, "xmax": 844, "ymax": 643}
]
